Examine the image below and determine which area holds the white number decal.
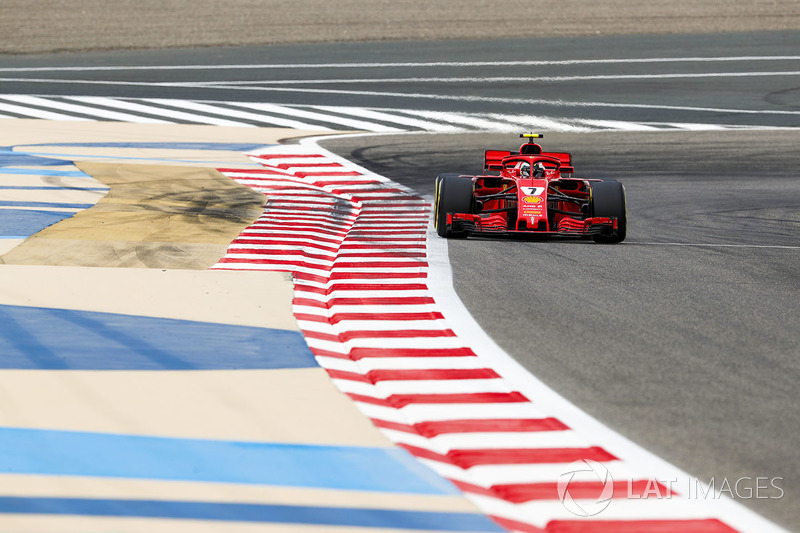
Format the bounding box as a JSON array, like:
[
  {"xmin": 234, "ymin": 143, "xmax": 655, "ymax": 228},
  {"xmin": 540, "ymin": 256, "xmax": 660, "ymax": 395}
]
[{"xmin": 521, "ymin": 187, "xmax": 545, "ymax": 196}]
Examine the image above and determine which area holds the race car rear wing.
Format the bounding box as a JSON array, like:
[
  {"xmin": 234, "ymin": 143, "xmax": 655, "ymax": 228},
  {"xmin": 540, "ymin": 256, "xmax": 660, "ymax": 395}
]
[
  {"xmin": 484, "ymin": 150, "xmax": 513, "ymax": 171},
  {"xmin": 544, "ymin": 152, "xmax": 573, "ymax": 165},
  {"xmin": 484, "ymin": 134, "xmax": 572, "ymax": 172},
  {"xmin": 484, "ymin": 149, "xmax": 573, "ymax": 171}
]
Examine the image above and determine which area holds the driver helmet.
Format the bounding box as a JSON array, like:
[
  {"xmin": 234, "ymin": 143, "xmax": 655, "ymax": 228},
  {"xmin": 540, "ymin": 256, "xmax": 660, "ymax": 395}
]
[
  {"xmin": 519, "ymin": 162, "xmax": 531, "ymax": 178},
  {"xmin": 532, "ymin": 162, "xmax": 546, "ymax": 177}
]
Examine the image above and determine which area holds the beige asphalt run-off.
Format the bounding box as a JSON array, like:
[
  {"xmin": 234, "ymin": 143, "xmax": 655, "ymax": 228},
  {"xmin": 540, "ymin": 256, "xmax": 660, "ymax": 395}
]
[{"xmin": 2, "ymin": 0, "xmax": 800, "ymax": 54}]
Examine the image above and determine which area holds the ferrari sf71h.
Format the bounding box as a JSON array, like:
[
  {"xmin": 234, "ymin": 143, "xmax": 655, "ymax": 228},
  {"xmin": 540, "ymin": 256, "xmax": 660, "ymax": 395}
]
[{"xmin": 433, "ymin": 134, "xmax": 626, "ymax": 243}]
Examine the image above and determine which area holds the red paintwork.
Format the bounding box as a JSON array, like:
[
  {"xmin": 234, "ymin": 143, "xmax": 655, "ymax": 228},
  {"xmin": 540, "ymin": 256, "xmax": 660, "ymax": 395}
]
[{"xmin": 444, "ymin": 137, "xmax": 615, "ymax": 237}]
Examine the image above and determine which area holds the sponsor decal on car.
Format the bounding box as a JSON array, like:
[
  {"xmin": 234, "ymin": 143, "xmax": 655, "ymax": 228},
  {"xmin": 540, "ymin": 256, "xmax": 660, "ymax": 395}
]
[
  {"xmin": 522, "ymin": 205, "xmax": 544, "ymax": 216},
  {"xmin": 522, "ymin": 195, "xmax": 543, "ymax": 204}
]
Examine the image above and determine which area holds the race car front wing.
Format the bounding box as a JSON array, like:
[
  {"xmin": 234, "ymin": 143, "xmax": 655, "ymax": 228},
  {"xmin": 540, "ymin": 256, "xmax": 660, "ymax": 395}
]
[{"xmin": 447, "ymin": 213, "xmax": 618, "ymax": 237}]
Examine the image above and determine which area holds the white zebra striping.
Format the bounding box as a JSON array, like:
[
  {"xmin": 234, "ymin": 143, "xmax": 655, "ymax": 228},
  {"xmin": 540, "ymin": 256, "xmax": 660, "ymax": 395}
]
[
  {"xmin": 2, "ymin": 95, "xmax": 170, "ymax": 124},
  {"xmin": 407, "ymin": 109, "xmax": 522, "ymax": 132},
  {"xmin": 66, "ymin": 96, "xmax": 252, "ymax": 127},
  {"xmin": 0, "ymin": 99, "xmax": 91, "ymax": 121},
  {"xmin": 0, "ymin": 94, "xmax": 780, "ymax": 132},
  {"xmin": 226, "ymin": 101, "xmax": 402, "ymax": 132},
  {"xmin": 312, "ymin": 105, "xmax": 461, "ymax": 133},
  {"xmin": 142, "ymin": 98, "xmax": 332, "ymax": 130}
]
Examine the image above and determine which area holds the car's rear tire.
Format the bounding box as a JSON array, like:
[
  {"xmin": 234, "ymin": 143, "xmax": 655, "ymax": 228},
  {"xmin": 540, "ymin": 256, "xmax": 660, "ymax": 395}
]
[
  {"xmin": 434, "ymin": 175, "xmax": 473, "ymax": 238},
  {"xmin": 590, "ymin": 180, "xmax": 627, "ymax": 243}
]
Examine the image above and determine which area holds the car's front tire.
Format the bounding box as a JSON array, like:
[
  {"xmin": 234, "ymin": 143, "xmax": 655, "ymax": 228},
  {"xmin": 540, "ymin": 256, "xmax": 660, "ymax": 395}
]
[
  {"xmin": 434, "ymin": 175, "xmax": 473, "ymax": 238},
  {"xmin": 589, "ymin": 179, "xmax": 627, "ymax": 243}
]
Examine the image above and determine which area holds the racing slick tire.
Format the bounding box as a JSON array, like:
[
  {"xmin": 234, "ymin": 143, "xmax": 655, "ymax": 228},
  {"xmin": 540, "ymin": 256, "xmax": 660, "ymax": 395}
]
[
  {"xmin": 434, "ymin": 174, "xmax": 473, "ymax": 238},
  {"xmin": 589, "ymin": 179, "xmax": 627, "ymax": 244}
]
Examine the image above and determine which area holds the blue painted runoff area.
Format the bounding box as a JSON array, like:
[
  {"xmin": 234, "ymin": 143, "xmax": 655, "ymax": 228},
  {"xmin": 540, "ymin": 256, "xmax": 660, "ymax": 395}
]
[
  {"xmin": 0, "ymin": 209, "xmax": 75, "ymax": 237},
  {"xmin": 0, "ymin": 427, "xmax": 460, "ymax": 496},
  {"xmin": 0, "ymin": 497, "xmax": 502, "ymax": 531},
  {"xmin": 1, "ymin": 143, "xmax": 274, "ymax": 169},
  {"xmin": 10, "ymin": 142, "xmax": 274, "ymax": 166},
  {"xmin": 0, "ymin": 200, "xmax": 95, "ymax": 209},
  {"xmin": 0, "ymin": 148, "xmax": 68, "ymax": 168},
  {"xmin": 19, "ymin": 151, "xmax": 264, "ymax": 166},
  {"xmin": 22, "ymin": 142, "xmax": 273, "ymax": 151},
  {"xmin": 0, "ymin": 186, "xmax": 107, "ymax": 190},
  {"xmin": 0, "ymin": 304, "xmax": 318, "ymax": 370},
  {"xmin": 0, "ymin": 168, "xmax": 90, "ymax": 177}
]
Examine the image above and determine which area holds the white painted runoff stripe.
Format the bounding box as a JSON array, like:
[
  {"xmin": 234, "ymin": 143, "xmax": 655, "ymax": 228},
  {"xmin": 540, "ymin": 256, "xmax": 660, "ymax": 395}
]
[
  {"xmin": 0, "ymin": 99, "xmax": 90, "ymax": 121},
  {"xmin": 312, "ymin": 105, "xmax": 461, "ymax": 133},
  {"xmin": 1, "ymin": 55, "xmax": 798, "ymax": 72},
  {"xmin": 2, "ymin": 95, "xmax": 171, "ymax": 124},
  {"xmin": 226, "ymin": 101, "xmax": 403, "ymax": 132},
  {"xmin": 66, "ymin": 96, "xmax": 253, "ymax": 127},
  {"xmin": 141, "ymin": 98, "xmax": 332, "ymax": 130}
]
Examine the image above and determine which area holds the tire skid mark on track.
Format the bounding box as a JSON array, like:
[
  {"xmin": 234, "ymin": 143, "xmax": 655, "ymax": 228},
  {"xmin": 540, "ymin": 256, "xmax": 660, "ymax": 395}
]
[{"xmin": 211, "ymin": 143, "xmax": 764, "ymax": 532}]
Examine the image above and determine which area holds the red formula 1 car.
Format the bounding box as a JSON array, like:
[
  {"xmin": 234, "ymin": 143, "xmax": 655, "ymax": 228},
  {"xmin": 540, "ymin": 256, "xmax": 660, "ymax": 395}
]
[{"xmin": 433, "ymin": 134, "xmax": 626, "ymax": 243}]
